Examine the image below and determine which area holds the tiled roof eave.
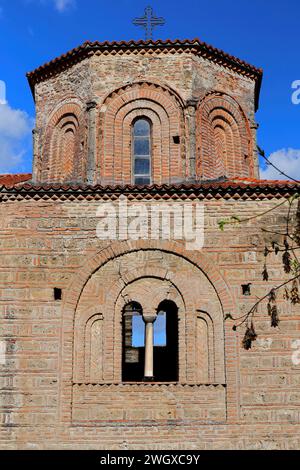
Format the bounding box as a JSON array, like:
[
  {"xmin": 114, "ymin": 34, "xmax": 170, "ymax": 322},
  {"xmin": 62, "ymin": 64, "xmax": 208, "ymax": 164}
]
[
  {"xmin": 0, "ymin": 173, "xmax": 32, "ymax": 186},
  {"xmin": 26, "ymin": 38, "xmax": 263, "ymax": 107},
  {"xmin": 0, "ymin": 181, "xmax": 298, "ymax": 202}
]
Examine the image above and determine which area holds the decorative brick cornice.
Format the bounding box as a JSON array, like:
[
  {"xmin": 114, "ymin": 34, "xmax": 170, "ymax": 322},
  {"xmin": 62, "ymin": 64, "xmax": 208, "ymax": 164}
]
[
  {"xmin": 0, "ymin": 178, "xmax": 298, "ymax": 202},
  {"xmin": 72, "ymin": 382, "xmax": 226, "ymax": 388},
  {"xmin": 26, "ymin": 38, "xmax": 263, "ymax": 108}
]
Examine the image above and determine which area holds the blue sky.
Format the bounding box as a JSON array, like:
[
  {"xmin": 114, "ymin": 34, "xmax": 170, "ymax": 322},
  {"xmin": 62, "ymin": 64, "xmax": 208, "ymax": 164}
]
[
  {"xmin": 0, "ymin": 0, "xmax": 299, "ymax": 177},
  {"xmin": 132, "ymin": 313, "xmax": 166, "ymax": 347}
]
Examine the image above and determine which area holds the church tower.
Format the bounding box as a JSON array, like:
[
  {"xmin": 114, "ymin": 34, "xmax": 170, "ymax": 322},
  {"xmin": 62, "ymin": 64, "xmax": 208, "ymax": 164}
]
[{"xmin": 27, "ymin": 38, "xmax": 262, "ymax": 185}]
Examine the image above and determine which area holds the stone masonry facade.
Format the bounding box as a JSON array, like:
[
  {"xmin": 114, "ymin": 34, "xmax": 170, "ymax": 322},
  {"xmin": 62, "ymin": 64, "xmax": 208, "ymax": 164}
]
[
  {"xmin": 29, "ymin": 39, "xmax": 261, "ymax": 185},
  {"xmin": 0, "ymin": 39, "xmax": 299, "ymax": 449}
]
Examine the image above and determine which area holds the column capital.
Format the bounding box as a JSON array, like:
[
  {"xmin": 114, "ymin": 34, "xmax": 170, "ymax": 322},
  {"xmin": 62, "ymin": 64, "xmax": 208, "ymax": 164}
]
[
  {"xmin": 142, "ymin": 312, "xmax": 157, "ymax": 323},
  {"xmin": 86, "ymin": 100, "xmax": 98, "ymax": 112},
  {"xmin": 186, "ymin": 98, "xmax": 198, "ymax": 109}
]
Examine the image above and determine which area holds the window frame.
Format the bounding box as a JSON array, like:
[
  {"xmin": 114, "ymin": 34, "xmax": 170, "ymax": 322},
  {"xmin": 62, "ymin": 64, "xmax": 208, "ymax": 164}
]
[
  {"xmin": 122, "ymin": 299, "xmax": 179, "ymax": 383},
  {"xmin": 132, "ymin": 117, "xmax": 152, "ymax": 186}
]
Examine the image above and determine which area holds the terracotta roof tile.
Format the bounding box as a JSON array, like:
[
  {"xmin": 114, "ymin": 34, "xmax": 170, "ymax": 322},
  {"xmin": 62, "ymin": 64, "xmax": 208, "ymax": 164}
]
[
  {"xmin": 0, "ymin": 174, "xmax": 32, "ymax": 186},
  {"xmin": 0, "ymin": 176, "xmax": 298, "ymax": 192},
  {"xmin": 26, "ymin": 38, "xmax": 263, "ymax": 108},
  {"xmin": 229, "ymin": 176, "xmax": 300, "ymax": 184}
]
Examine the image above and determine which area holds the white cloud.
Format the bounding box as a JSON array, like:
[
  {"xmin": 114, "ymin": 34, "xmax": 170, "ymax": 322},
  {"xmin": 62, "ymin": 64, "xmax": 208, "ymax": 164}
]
[
  {"xmin": 53, "ymin": 0, "xmax": 75, "ymax": 12},
  {"xmin": 0, "ymin": 80, "xmax": 6, "ymax": 105},
  {"xmin": 25, "ymin": 0, "xmax": 75, "ymax": 13},
  {"xmin": 0, "ymin": 102, "xmax": 33, "ymax": 173},
  {"xmin": 259, "ymin": 148, "xmax": 300, "ymax": 181}
]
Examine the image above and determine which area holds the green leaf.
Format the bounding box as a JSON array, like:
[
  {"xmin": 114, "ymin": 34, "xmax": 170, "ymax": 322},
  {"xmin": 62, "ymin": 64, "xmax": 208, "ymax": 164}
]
[
  {"xmin": 291, "ymin": 259, "xmax": 300, "ymax": 275},
  {"xmin": 218, "ymin": 220, "xmax": 226, "ymax": 231}
]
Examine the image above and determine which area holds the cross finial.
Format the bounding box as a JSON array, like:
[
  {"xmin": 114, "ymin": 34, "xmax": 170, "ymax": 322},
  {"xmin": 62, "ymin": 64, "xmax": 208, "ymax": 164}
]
[{"xmin": 133, "ymin": 6, "xmax": 166, "ymax": 41}]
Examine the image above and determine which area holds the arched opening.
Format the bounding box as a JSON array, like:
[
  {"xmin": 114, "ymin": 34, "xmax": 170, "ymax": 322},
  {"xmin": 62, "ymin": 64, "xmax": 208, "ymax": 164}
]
[
  {"xmin": 122, "ymin": 299, "xmax": 179, "ymax": 382},
  {"xmin": 196, "ymin": 93, "xmax": 254, "ymax": 179},
  {"xmin": 70, "ymin": 246, "xmax": 230, "ymax": 425},
  {"xmin": 100, "ymin": 82, "xmax": 184, "ymax": 185},
  {"xmin": 61, "ymin": 126, "xmax": 76, "ymax": 179},
  {"xmin": 132, "ymin": 118, "xmax": 152, "ymax": 185},
  {"xmin": 122, "ymin": 301, "xmax": 144, "ymax": 382},
  {"xmin": 48, "ymin": 113, "xmax": 79, "ymax": 182},
  {"xmin": 155, "ymin": 300, "xmax": 179, "ymax": 382}
]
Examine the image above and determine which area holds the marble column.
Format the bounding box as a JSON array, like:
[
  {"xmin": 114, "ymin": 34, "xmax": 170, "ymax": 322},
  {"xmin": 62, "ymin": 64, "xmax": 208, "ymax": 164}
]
[{"xmin": 143, "ymin": 313, "xmax": 157, "ymax": 380}]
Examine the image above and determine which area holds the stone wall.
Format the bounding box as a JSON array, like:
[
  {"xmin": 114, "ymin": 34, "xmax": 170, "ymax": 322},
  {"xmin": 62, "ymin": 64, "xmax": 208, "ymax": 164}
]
[
  {"xmin": 32, "ymin": 50, "xmax": 258, "ymax": 184},
  {"xmin": 72, "ymin": 384, "xmax": 226, "ymax": 423},
  {"xmin": 0, "ymin": 193, "xmax": 299, "ymax": 449}
]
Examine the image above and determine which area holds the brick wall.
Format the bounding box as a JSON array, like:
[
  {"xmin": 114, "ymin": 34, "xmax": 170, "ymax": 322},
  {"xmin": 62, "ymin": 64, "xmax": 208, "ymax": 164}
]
[
  {"xmin": 0, "ymin": 193, "xmax": 299, "ymax": 449},
  {"xmin": 33, "ymin": 50, "xmax": 258, "ymax": 184}
]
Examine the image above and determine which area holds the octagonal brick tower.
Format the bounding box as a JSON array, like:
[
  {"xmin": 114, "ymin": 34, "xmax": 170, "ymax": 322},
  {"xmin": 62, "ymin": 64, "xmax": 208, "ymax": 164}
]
[{"xmin": 27, "ymin": 38, "xmax": 263, "ymax": 185}]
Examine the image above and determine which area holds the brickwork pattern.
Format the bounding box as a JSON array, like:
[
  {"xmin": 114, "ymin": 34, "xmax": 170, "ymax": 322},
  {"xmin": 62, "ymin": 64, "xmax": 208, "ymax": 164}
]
[
  {"xmin": 37, "ymin": 102, "xmax": 87, "ymax": 183},
  {"xmin": 0, "ymin": 196, "xmax": 299, "ymax": 449},
  {"xmin": 99, "ymin": 82, "xmax": 185, "ymax": 185},
  {"xmin": 33, "ymin": 51, "xmax": 258, "ymax": 184},
  {"xmin": 1, "ymin": 40, "xmax": 298, "ymax": 449},
  {"xmin": 196, "ymin": 92, "xmax": 254, "ymax": 179}
]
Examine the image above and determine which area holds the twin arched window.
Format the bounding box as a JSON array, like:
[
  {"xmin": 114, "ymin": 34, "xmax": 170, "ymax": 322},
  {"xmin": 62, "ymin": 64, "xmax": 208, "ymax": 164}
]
[
  {"xmin": 132, "ymin": 118, "xmax": 151, "ymax": 185},
  {"xmin": 122, "ymin": 300, "xmax": 179, "ymax": 382}
]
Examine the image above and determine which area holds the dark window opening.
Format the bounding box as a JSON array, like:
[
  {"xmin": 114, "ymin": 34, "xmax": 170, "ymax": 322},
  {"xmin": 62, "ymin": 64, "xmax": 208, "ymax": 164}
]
[
  {"xmin": 154, "ymin": 311, "xmax": 167, "ymax": 346},
  {"xmin": 242, "ymin": 283, "xmax": 251, "ymax": 296},
  {"xmin": 154, "ymin": 300, "xmax": 178, "ymax": 382},
  {"xmin": 122, "ymin": 299, "xmax": 178, "ymax": 383},
  {"xmin": 132, "ymin": 118, "xmax": 151, "ymax": 185},
  {"xmin": 122, "ymin": 302, "xmax": 144, "ymax": 382},
  {"xmin": 54, "ymin": 288, "xmax": 62, "ymax": 301},
  {"xmin": 173, "ymin": 135, "xmax": 180, "ymax": 144}
]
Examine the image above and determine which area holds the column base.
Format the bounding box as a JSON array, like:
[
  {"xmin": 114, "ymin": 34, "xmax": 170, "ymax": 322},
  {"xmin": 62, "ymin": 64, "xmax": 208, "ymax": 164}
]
[{"xmin": 143, "ymin": 376, "xmax": 154, "ymax": 382}]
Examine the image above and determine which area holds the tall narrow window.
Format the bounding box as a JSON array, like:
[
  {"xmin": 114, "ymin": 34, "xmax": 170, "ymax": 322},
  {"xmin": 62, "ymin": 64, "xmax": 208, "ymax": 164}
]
[
  {"xmin": 133, "ymin": 118, "xmax": 151, "ymax": 185},
  {"xmin": 155, "ymin": 300, "xmax": 178, "ymax": 382},
  {"xmin": 122, "ymin": 302, "xmax": 144, "ymax": 382}
]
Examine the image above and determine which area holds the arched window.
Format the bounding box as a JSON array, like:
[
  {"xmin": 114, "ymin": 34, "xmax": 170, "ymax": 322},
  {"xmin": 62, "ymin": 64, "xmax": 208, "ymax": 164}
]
[
  {"xmin": 132, "ymin": 118, "xmax": 151, "ymax": 185},
  {"xmin": 155, "ymin": 300, "xmax": 179, "ymax": 382},
  {"xmin": 48, "ymin": 113, "xmax": 79, "ymax": 182},
  {"xmin": 122, "ymin": 302, "xmax": 144, "ymax": 382},
  {"xmin": 122, "ymin": 300, "xmax": 178, "ymax": 382}
]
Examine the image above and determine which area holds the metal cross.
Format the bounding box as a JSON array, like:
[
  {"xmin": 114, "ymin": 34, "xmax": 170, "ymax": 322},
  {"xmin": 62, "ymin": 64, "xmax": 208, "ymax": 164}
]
[{"xmin": 133, "ymin": 6, "xmax": 166, "ymax": 41}]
